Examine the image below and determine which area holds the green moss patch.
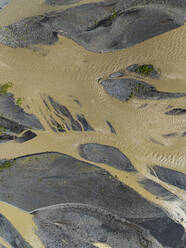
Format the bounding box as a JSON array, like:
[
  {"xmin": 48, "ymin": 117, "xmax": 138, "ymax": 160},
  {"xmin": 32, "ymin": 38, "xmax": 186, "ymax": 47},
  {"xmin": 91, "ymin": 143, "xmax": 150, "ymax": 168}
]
[
  {"xmin": 56, "ymin": 122, "xmax": 66, "ymax": 132},
  {"xmin": 0, "ymin": 126, "xmax": 6, "ymax": 135},
  {"xmin": 0, "ymin": 82, "xmax": 13, "ymax": 95},
  {"xmin": 135, "ymin": 64, "xmax": 155, "ymax": 75},
  {"xmin": 0, "ymin": 160, "xmax": 14, "ymax": 171},
  {"xmin": 16, "ymin": 97, "xmax": 23, "ymax": 106},
  {"xmin": 111, "ymin": 10, "xmax": 117, "ymax": 19}
]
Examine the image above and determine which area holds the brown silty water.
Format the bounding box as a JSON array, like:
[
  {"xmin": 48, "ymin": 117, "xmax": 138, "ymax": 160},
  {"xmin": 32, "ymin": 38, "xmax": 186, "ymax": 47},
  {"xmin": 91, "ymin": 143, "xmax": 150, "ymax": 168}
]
[{"xmin": 0, "ymin": 0, "xmax": 186, "ymax": 246}]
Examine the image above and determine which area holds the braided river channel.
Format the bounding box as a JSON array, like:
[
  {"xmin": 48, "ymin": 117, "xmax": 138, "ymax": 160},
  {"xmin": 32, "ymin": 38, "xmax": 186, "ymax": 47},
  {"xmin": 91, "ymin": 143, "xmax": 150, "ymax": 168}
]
[{"xmin": 0, "ymin": 0, "xmax": 186, "ymax": 247}]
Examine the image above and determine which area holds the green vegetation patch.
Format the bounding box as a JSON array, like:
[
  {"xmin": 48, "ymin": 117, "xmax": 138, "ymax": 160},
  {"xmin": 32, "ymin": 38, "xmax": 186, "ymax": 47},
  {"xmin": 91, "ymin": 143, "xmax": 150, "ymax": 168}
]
[
  {"xmin": 135, "ymin": 64, "xmax": 154, "ymax": 75},
  {"xmin": 0, "ymin": 125, "xmax": 6, "ymax": 135},
  {"xmin": 127, "ymin": 92, "xmax": 135, "ymax": 100},
  {"xmin": 16, "ymin": 97, "xmax": 23, "ymax": 107},
  {"xmin": 56, "ymin": 122, "xmax": 65, "ymax": 132},
  {"xmin": 135, "ymin": 64, "xmax": 155, "ymax": 75},
  {"xmin": 127, "ymin": 84, "xmax": 146, "ymax": 101},
  {"xmin": 0, "ymin": 82, "xmax": 13, "ymax": 95},
  {"xmin": 111, "ymin": 10, "xmax": 117, "ymax": 19},
  {"xmin": 0, "ymin": 160, "xmax": 14, "ymax": 171},
  {"xmin": 94, "ymin": 20, "xmax": 98, "ymax": 25}
]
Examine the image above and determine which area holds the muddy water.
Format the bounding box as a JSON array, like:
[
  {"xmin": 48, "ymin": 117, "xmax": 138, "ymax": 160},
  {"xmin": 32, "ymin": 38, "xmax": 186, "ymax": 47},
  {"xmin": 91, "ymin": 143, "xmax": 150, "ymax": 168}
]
[
  {"xmin": 0, "ymin": 0, "xmax": 186, "ymax": 247},
  {"xmin": 0, "ymin": 202, "xmax": 44, "ymax": 247},
  {"xmin": 94, "ymin": 243, "xmax": 112, "ymax": 248}
]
